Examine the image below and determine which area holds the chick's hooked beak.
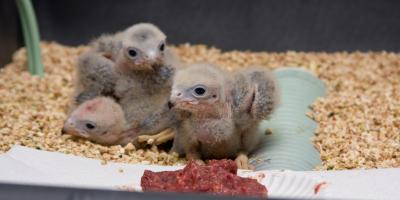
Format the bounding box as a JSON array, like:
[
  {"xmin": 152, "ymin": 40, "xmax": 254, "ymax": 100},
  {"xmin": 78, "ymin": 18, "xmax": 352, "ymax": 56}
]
[
  {"xmin": 145, "ymin": 49, "xmax": 164, "ymax": 65},
  {"xmin": 61, "ymin": 118, "xmax": 74, "ymax": 135},
  {"xmin": 61, "ymin": 118, "xmax": 90, "ymax": 138},
  {"xmin": 147, "ymin": 50, "xmax": 157, "ymax": 61},
  {"xmin": 168, "ymin": 89, "xmax": 198, "ymax": 110}
]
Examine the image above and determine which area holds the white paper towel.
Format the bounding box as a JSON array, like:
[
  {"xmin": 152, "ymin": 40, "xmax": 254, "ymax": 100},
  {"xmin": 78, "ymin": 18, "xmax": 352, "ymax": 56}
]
[{"xmin": 0, "ymin": 145, "xmax": 399, "ymax": 200}]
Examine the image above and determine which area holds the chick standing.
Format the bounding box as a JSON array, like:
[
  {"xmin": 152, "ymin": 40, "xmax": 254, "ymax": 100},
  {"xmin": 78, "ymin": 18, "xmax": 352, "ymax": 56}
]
[
  {"xmin": 114, "ymin": 23, "xmax": 180, "ymax": 140},
  {"xmin": 169, "ymin": 63, "xmax": 240, "ymax": 163},
  {"xmin": 169, "ymin": 64, "xmax": 279, "ymax": 169},
  {"xmin": 72, "ymin": 23, "xmax": 173, "ymax": 108}
]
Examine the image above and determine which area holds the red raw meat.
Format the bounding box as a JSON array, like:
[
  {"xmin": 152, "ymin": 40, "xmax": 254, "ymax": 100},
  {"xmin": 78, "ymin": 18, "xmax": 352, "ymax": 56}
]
[{"xmin": 141, "ymin": 159, "xmax": 268, "ymax": 198}]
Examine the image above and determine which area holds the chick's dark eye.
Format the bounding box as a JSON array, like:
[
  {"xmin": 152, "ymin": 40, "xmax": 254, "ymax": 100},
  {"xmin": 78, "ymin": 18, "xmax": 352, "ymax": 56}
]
[
  {"xmin": 128, "ymin": 49, "xmax": 137, "ymax": 57},
  {"xmin": 194, "ymin": 87, "xmax": 206, "ymax": 96},
  {"xmin": 85, "ymin": 123, "xmax": 96, "ymax": 130},
  {"xmin": 159, "ymin": 43, "xmax": 165, "ymax": 51}
]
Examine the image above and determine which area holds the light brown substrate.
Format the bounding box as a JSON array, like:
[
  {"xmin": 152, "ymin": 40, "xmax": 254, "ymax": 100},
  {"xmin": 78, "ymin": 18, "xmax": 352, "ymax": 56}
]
[{"xmin": 0, "ymin": 42, "xmax": 399, "ymax": 169}]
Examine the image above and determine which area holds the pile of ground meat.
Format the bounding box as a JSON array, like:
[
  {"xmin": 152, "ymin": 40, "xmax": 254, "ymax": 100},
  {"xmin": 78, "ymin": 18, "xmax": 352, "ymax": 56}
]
[{"xmin": 141, "ymin": 159, "xmax": 268, "ymax": 198}]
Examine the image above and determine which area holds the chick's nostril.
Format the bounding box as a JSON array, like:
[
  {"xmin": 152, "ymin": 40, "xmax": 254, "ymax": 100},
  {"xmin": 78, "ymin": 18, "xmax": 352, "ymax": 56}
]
[
  {"xmin": 167, "ymin": 101, "xmax": 174, "ymax": 109},
  {"xmin": 177, "ymin": 93, "xmax": 181, "ymax": 96}
]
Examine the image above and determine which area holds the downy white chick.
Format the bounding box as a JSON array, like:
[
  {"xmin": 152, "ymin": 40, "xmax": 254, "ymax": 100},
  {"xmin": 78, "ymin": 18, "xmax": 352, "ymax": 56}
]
[
  {"xmin": 169, "ymin": 64, "xmax": 279, "ymax": 169},
  {"xmin": 114, "ymin": 23, "xmax": 180, "ymax": 139},
  {"xmin": 62, "ymin": 97, "xmax": 128, "ymax": 145},
  {"xmin": 168, "ymin": 63, "xmax": 241, "ymax": 163},
  {"xmin": 72, "ymin": 23, "xmax": 177, "ymax": 107}
]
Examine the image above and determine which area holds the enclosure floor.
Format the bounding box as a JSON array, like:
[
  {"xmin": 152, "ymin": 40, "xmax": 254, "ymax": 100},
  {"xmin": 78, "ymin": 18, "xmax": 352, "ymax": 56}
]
[{"xmin": 0, "ymin": 42, "xmax": 399, "ymax": 169}]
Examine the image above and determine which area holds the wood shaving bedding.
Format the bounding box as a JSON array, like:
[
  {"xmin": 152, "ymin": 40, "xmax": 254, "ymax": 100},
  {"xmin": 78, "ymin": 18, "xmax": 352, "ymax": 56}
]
[{"xmin": 0, "ymin": 42, "xmax": 399, "ymax": 169}]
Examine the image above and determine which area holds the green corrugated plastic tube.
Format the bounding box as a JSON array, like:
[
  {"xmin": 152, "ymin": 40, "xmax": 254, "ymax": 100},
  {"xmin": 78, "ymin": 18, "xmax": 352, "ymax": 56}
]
[
  {"xmin": 250, "ymin": 67, "xmax": 327, "ymax": 171},
  {"xmin": 16, "ymin": 0, "xmax": 44, "ymax": 76}
]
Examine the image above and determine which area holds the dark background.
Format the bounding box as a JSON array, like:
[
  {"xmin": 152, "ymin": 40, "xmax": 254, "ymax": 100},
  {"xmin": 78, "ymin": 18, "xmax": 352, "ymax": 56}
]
[
  {"xmin": 1, "ymin": 0, "xmax": 400, "ymax": 67},
  {"xmin": 0, "ymin": 183, "xmax": 294, "ymax": 200}
]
